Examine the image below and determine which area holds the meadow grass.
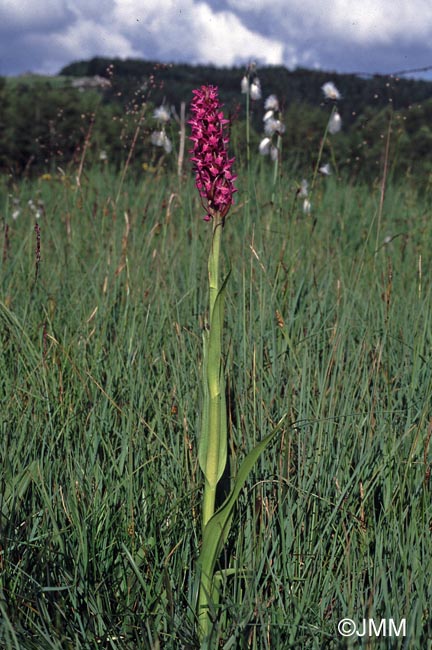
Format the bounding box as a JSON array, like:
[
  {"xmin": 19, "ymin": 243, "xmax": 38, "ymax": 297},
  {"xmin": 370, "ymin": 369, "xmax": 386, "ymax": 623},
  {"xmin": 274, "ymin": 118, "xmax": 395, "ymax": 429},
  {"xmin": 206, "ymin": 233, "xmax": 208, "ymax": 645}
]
[{"xmin": 1, "ymin": 161, "xmax": 431, "ymax": 649}]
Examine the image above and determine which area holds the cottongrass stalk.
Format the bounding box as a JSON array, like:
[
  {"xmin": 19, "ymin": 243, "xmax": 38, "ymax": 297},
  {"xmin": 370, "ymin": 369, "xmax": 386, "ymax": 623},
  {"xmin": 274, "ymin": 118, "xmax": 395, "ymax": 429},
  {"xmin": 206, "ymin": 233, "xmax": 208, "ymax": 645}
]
[
  {"xmin": 311, "ymin": 104, "xmax": 338, "ymax": 193},
  {"xmin": 375, "ymin": 109, "xmax": 393, "ymax": 259},
  {"xmin": 271, "ymin": 133, "xmax": 283, "ymax": 205},
  {"xmin": 241, "ymin": 72, "xmax": 251, "ymax": 171},
  {"xmin": 241, "ymin": 62, "xmax": 261, "ymax": 173},
  {"xmin": 259, "ymin": 94, "xmax": 285, "ymax": 203},
  {"xmin": 303, "ymin": 82, "xmax": 342, "ymax": 227},
  {"xmin": 310, "ymin": 81, "xmax": 342, "ymax": 192}
]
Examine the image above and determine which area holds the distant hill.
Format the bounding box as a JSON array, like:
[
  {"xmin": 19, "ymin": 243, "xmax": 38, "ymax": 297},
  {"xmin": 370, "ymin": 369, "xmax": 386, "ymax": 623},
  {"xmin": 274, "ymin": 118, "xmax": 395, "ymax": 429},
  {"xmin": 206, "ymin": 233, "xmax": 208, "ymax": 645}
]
[
  {"xmin": 2, "ymin": 57, "xmax": 432, "ymax": 182},
  {"xmin": 59, "ymin": 57, "xmax": 432, "ymax": 126}
]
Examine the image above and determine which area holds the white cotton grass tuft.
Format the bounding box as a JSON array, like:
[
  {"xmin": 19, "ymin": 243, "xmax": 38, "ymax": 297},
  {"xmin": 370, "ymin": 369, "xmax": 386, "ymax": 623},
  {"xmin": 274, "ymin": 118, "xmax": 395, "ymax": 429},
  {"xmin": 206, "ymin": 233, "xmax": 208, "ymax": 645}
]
[
  {"xmin": 151, "ymin": 130, "xmax": 172, "ymax": 153},
  {"xmin": 259, "ymin": 93, "xmax": 284, "ymax": 170},
  {"xmin": 328, "ymin": 111, "xmax": 342, "ymax": 134},
  {"xmin": 264, "ymin": 94, "xmax": 279, "ymax": 111},
  {"xmin": 28, "ymin": 198, "xmax": 44, "ymax": 219},
  {"xmin": 319, "ymin": 163, "xmax": 331, "ymax": 175},
  {"xmin": 259, "ymin": 137, "xmax": 279, "ymax": 162},
  {"xmin": 259, "ymin": 137, "xmax": 272, "ymax": 155},
  {"xmin": 11, "ymin": 197, "xmax": 20, "ymax": 219},
  {"xmin": 250, "ymin": 78, "xmax": 262, "ymax": 100},
  {"xmin": 298, "ymin": 179, "xmax": 309, "ymax": 198},
  {"xmin": 153, "ymin": 105, "xmax": 170, "ymax": 123},
  {"xmin": 270, "ymin": 145, "xmax": 278, "ymax": 162},
  {"xmin": 303, "ymin": 198, "xmax": 312, "ymax": 214},
  {"xmin": 241, "ymin": 75, "xmax": 249, "ymax": 94},
  {"xmin": 322, "ymin": 81, "xmax": 341, "ymax": 101},
  {"xmin": 264, "ymin": 117, "xmax": 285, "ymax": 136},
  {"xmin": 151, "ymin": 104, "xmax": 172, "ymax": 153}
]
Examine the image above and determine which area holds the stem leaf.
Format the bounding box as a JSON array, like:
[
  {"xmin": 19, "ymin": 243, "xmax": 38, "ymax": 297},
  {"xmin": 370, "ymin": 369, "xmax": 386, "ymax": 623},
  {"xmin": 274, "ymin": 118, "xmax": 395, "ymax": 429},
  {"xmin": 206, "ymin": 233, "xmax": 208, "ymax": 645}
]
[{"xmin": 197, "ymin": 414, "xmax": 287, "ymax": 635}]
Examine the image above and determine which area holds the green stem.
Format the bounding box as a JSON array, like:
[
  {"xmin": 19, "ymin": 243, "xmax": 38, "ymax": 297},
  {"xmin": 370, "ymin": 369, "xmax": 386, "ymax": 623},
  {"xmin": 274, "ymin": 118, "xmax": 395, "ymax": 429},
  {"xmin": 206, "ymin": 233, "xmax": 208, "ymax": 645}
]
[
  {"xmin": 311, "ymin": 104, "xmax": 336, "ymax": 193},
  {"xmin": 202, "ymin": 481, "xmax": 217, "ymax": 534},
  {"xmin": 208, "ymin": 217, "xmax": 222, "ymax": 322},
  {"xmin": 198, "ymin": 213, "xmax": 226, "ymax": 641},
  {"xmin": 197, "ymin": 569, "xmax": 213, "ymax": 643},
  {"xmin": 202, "ymin": 216, "xmax": 224, "ymax": 530},
  {"xmin": 246, "ymin": 89, "xmax": 250, "ymax": 173},
  {"xmin": 271, "ymin": 130, "xmax": 282, "ymax": 205},
  {"xmin": 201, "ymin": 391, "xmax": 222, "ymax": 528}
]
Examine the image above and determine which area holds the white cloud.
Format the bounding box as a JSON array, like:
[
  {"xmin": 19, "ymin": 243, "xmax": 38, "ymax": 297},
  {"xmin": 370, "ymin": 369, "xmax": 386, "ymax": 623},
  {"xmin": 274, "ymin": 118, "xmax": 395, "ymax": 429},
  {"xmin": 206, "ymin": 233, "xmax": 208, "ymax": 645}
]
[
  {"xmin": 0, "ymin": 0, "xmax": 71, "ymax": 31},
  {"xmin": 222, "ymin": 0, "xmax": 432, "ymax": 74},
  {"xmin": 186, "ymin": 3, "xmax": 283, "ymax": 65},
  {"xmin": 110, "ymin": 1, "xmax": 283, "ymax": 66},
  {"xmin": 111, "ymin": 0, "xmax": 166, "ymax": 28},
  {"xmin": 0, "ymin": 0, "xmax": 283, "ymax": 74},
  {"xmin": 306, "ymin": 0, "xmax": 432, "ymax": 44},
  {"xmin": 226, "ymin": 0, "xmax": 432, "ymax": 45},
  {"xmin": 1, "ymin": 0, "xmax": 432, "ymax": 77},
  {"xmin": 48, "ymin": 19, "xmax": 142, "ymax": 62}
]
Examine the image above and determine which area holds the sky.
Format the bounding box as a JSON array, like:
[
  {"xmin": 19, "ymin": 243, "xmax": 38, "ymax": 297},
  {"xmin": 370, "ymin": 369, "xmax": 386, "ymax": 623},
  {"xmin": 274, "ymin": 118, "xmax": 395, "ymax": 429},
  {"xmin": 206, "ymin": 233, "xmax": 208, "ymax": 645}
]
[{"xmin": 1, "ymin": 0, "xmax": 432, "ymax": 80}]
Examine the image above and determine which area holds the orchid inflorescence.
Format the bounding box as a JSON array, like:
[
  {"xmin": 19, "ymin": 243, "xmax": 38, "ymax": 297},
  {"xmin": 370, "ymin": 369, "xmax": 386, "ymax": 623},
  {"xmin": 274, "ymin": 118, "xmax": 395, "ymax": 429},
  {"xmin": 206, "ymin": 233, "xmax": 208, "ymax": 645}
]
[{"xmin": 189, "ymin": 85, "xmax": 237, "ymax": 223}]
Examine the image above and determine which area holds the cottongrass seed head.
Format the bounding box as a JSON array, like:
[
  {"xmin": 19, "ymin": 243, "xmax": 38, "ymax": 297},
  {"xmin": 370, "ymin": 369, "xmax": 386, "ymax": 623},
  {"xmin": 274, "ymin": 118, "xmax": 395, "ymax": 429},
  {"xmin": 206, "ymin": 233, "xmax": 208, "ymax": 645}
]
[{"xmin": 322, "ymin": 81, "xmax": 341, "ymax": 101}]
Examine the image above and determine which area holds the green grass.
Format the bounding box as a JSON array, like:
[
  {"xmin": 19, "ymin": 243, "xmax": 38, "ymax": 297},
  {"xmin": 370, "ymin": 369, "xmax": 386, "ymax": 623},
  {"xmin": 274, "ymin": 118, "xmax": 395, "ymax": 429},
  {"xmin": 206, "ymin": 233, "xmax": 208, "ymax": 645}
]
[{"xmin": 1, "ymin": 161, "xmax": 431, "ymax": 649}]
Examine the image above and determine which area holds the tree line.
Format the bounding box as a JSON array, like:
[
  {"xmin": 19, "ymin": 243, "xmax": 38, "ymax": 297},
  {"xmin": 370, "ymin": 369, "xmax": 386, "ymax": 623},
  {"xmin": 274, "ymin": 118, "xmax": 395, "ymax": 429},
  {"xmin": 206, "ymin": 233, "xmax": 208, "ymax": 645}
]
[{"xmin": 1, "ymin": 57, "xmax": 432, "ymax": 186}]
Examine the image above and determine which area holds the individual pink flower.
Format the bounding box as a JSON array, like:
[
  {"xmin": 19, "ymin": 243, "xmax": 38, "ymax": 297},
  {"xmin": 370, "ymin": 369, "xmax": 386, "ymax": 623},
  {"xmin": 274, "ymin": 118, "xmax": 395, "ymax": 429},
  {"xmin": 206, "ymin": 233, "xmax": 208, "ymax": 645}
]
[{"xmin": 189, "ymin": 85, "xmax": 237, "ymax": 222}]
